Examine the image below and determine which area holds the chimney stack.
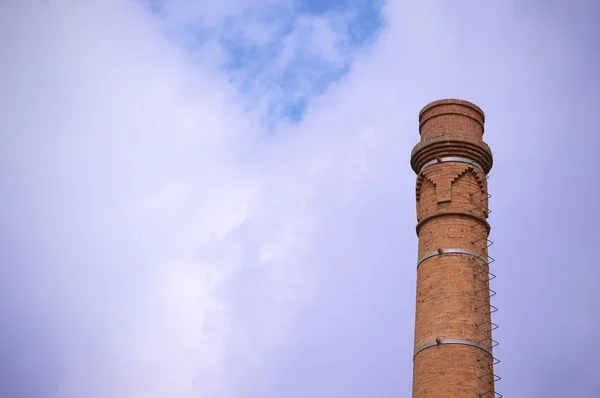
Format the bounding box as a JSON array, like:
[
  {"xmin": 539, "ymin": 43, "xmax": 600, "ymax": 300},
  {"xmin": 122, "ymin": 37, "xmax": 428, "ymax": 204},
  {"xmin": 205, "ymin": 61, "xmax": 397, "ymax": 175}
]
[{"xmin": 410, "ymin": 99, "xmax": 498, "ymax": 397}]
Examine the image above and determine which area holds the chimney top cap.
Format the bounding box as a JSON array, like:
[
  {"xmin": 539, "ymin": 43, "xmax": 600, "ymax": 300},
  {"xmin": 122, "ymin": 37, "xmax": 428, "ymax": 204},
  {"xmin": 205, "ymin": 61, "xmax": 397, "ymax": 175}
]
[{"xmin": 419, "ymin": 98, "xmax": 485, "ymax": 122}]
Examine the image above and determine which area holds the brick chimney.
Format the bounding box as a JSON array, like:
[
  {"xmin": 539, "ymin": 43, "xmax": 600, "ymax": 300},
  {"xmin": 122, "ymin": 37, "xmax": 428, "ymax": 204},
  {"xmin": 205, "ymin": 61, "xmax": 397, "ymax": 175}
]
[{"xmin": 410, "ymin": 99, "xmax": 498, "ymax": 397}]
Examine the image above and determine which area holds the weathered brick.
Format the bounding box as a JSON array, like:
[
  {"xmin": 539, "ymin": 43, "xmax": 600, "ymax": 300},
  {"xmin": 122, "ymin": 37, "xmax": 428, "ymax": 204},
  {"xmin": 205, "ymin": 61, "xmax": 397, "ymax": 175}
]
[{"xmin": 411, "ymin": 99, "xmax": 496, "ymax": 397}]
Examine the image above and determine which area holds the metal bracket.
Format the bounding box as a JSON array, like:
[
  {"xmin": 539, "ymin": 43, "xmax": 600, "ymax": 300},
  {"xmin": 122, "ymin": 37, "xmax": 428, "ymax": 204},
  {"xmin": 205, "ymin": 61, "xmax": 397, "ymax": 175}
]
[
  {"xmin": 419, "ymin": 156, "xmax": 484, "ymax": 174},
  {"xmin": 417, "ymin": 248, "xmax": 488, "ymax": 269},
  {"xmin": 413, "ymin": 338, "xmax": 493, "ymax": 360}
]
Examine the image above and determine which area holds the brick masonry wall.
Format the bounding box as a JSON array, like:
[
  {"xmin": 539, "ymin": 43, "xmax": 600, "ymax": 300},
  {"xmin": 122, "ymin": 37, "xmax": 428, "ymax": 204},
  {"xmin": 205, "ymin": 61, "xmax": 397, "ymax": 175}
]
[{"xmin": 411, "ymin": 99, "xmax": 496, "ymax": 397}]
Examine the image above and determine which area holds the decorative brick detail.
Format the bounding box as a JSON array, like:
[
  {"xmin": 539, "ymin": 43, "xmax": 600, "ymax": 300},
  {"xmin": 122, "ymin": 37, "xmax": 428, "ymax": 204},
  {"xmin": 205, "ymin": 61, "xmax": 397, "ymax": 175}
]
[
  {"xmin": 410, "ymin": 99, "xmax": 496, "ymax": 398},
  {"xmin": 416, "ymin": 165, "xmax": 488, "ymax": 223},
  {"xmin": 417, "ymin": 163, "xmax": 486, "ymax": 204}
]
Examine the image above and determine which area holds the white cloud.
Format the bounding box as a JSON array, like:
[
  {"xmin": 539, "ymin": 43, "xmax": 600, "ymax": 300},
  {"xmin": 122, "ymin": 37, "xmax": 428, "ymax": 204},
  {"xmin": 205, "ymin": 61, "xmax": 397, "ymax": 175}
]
[{"xmin": 2, "ymin": 0, "xmax": 373, "ymax": 396}]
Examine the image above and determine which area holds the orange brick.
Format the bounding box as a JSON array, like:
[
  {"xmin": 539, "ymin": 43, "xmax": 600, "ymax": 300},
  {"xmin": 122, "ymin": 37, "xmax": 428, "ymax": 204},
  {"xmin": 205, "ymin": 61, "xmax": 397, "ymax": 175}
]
[{"xmin": 411, "ymin": 99, "xmax": 496, "ymax": 397}]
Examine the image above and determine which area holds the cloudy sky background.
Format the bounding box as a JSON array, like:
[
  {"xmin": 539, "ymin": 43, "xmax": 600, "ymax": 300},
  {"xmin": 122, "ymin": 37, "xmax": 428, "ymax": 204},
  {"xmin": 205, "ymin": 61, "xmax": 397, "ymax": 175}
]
[{"xmin": 1, "ymin": 0, "xmax": 599, "ymax": 397}]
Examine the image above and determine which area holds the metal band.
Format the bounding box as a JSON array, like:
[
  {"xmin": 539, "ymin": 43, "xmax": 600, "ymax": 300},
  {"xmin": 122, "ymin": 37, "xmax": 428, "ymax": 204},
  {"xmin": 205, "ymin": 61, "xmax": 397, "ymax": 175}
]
[
  {"xmin": 419, "ymin": 156, "xmax": 484, "ymax": 174},
  {"xmin": 417, "ymin": 248, "xmax": 488, "ymax": 269},
  {"xmin": 413, "ymin": 338, "xmax": 493, "ymax": 360}
]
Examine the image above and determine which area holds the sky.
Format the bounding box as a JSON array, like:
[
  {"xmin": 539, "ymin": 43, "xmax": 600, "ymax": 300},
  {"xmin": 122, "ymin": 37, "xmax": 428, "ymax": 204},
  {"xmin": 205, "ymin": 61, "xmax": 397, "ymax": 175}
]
[{"xmin": 0, "ymin": 0, "xmax": 599, "ymax": 397}]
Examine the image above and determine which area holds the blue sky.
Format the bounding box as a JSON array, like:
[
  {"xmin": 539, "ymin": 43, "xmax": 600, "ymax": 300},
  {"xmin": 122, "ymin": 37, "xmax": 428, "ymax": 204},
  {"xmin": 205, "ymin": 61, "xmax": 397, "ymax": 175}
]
[
  {"xmin": 147, "ymin": 0, "xmax": 384, "ymax": 122},
  {"xmin": 1, "ymin": 1, "xmax": 599, "ymax": 397}
]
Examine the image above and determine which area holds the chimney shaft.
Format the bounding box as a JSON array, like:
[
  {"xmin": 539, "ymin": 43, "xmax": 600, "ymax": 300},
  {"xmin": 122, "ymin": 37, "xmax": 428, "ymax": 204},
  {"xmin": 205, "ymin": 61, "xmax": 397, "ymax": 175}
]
[{"xmin": 410, "ymin": 99, "xmax": 497, "ymax": 397}]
